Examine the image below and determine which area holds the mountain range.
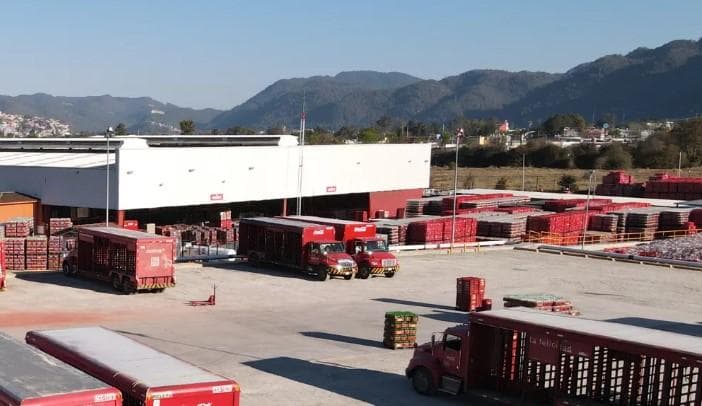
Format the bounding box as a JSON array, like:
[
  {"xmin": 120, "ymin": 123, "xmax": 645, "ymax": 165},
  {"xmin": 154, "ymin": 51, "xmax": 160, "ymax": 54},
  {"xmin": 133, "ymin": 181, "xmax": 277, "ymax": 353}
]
[{"xmin": 1, "ymin": 38, "xmax": 700, "ymax": 133}]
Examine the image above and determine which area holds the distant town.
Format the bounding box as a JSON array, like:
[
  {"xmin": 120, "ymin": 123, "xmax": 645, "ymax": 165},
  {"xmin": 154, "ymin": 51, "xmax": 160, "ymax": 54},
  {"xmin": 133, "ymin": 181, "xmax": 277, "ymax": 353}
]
[{"xmin": 0, "ymin": 111, "xmax": 71, "ymax": 137}]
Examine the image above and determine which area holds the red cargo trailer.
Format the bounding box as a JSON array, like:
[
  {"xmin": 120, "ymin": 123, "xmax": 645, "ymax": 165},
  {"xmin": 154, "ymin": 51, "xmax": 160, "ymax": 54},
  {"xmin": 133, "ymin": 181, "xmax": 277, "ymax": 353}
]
[
  {"xmin": 62, "ymin": 226, "xmax": 175, "ymax": 293},
  {"xmin": 0, "ymin": 240, "xmax": 5, "ymax": 290},
  {"xmin": 288, "ymin": 215, "xmax": 399, "ymax": 278},
  {"xmin": 406, "ymin": 309, "xmax": 702, "ymax": 405},
  {"xmin": 26, "ymin": 327, "xmax": 240, "ymax": 406},
  {"xmin": 0, "ymin": 332, "xmax": 122, "ymax": 406},
  {"xmin": 238, "ymin": 217, "xmax": 357, "ymax": 281}
]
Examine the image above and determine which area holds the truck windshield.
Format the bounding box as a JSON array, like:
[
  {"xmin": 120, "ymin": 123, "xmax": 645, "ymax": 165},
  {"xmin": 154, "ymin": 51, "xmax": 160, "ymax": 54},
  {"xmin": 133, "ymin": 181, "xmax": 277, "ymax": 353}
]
[
  {"xmin": 365, "ymin": 239, "xmax": 388, "ymax": 252},
  {"xmin": 319, "ymin": 242, "xmax": 345, "ymax": 254}
]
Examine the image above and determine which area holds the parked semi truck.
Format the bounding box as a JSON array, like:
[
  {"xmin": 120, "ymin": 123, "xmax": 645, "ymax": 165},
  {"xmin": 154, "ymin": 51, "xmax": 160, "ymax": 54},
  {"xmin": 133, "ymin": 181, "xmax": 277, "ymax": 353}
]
[
  {"xmin": 288, "ymin": 215, "xmax": 399, "ymax": 278},
  {"xmin": 406, "ymin": 309, "xmax": 702, "ymax": 404},
  {"xmin": 0, "ymin": 240, "xmax": 5, "ymax": 290},
  {"xmin": 61, "ymin": 226, "xmax": 175, "ymax": 293},
  {"xmin": 238, "ymin": 217, "xmax": 357, "ymax": 280},
  {"xmin": 26, "ymin": 327, "xmax": 241, "ymax": 406},
  {"xmin": 0, "ymin": 332, "xmax": 122, "ymax": 406}
]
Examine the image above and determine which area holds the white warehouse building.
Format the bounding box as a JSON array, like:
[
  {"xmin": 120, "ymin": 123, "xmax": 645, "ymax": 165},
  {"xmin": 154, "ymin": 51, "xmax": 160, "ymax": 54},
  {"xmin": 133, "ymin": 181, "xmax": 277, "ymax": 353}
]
[{"xmin": 0, "ymin": 135, "xmax": 431, "ymax": 226}]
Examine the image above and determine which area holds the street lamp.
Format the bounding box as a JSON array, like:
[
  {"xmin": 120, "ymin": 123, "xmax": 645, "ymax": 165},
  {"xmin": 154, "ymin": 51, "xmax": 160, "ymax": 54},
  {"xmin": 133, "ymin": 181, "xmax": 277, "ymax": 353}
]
[
  {"xmin": 105, "ymin": 126, "xmax": 114, "ymax": 227},
  {"xmin": 450, "ymin": 128, "xmax": 464, "ymax": 252},
  {"xmin": 581, "ymin": 170, "xmax": 595, "ymax": 249}
]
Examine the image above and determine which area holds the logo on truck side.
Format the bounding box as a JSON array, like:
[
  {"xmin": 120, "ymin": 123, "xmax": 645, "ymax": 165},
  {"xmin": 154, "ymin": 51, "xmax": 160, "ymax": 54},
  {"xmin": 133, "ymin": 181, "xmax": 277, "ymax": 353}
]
[
  {"xmin": 151, "ymin": 391, "xmax": 173, "ymax": 399},
  {"xmin": 94, "ymin": 393, "xmax": 117, "ymax": 402}
]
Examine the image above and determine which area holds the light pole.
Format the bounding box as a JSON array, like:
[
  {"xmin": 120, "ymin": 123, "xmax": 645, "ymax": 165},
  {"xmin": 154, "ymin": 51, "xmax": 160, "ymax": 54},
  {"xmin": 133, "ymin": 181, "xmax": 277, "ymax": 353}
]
[
  {"xmin": 105, "ymin": 127, "xmax": 114, "ymax": 227},
  {"xmin": 581, "ymin": 170, "xmax": 595, "ymax": 249},
  {"xmin": 522, "ymin": 153, "xmax": 526, "ymax": 191},
  {"xmin": 450, "ymin": 128, "xmax": 464, "ymax": 252}
]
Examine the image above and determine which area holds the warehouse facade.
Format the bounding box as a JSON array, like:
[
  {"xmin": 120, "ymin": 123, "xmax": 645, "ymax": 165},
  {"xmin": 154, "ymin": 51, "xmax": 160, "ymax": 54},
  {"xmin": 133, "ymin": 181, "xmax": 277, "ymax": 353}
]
[{"xmin": 0, "ymin": 136, "xmax": 430, "ymax": 226}]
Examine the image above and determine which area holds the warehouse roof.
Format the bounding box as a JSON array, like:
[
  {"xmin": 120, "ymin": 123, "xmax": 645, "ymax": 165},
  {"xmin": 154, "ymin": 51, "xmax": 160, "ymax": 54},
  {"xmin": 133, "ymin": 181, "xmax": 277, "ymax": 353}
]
[
  {"xmin": 0, "ymin": 333, "xmax": 114, "ymax": 401},
  {"xmin": 28, "ymin": 327, "xmax": 227, "ymax": 388},
  {"xmin": 0, "ymin": 151, "xmax": 114, "ymax": 168},
  {"xmin": 0, "ymin": 191, "xmax": 36, "ymax": 204},
  {"xmin": 473, "ymin": 309, "xmax": 702, "ymax": 359}
]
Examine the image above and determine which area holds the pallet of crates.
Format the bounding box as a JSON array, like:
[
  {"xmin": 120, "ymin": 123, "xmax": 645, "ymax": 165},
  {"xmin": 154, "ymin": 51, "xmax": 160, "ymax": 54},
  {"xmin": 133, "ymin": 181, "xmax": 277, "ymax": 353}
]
[
  {"xmin": 456, "ymin": 277, "xmax": 485, "ymax": 311},
  {"xmin": 48, "ymin": 218, "xmax": 73, "ymax": 235},
  {"xmin": 4, "ymin": 237, "xmax": 26, "ymax": 271},
  {"xmin": 25, "ymin": 236, "xmax": 48, "ymax": 271},
  {"xmin": 47, "ymin": 235, "xmax": 63, "ymax": 271},
  {"xmin": 658, "ymin": 209, "xmax": 691, "ymax": 232},
  {"xmin": 383, "ymin": 311, "xmax": 418, "ymax": 350}
]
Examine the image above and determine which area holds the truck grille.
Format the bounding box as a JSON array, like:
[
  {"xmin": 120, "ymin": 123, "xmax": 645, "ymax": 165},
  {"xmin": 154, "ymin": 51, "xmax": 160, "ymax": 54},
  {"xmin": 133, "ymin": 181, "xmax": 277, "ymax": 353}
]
[
  {"xmin": 338, "ymin": 260, "xmax": 354, "ymax": 268},
  {"xmin": 382, "ymin": 259, "xmax": 397, "ymax": 267}
]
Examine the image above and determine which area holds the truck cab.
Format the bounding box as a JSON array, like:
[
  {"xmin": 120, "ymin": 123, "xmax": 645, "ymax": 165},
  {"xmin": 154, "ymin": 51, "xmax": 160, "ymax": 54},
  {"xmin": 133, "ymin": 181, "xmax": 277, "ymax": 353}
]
[
  {"xmin": 349, "ymin": 237, "xmax": 399, "ymax": 279},
  {"xmin": 307, "ymin": 241, "xmax": 357, "ymax": 281},
  {"xmin": 405, "ymin": 325, "xmax": 470, "ymax": 396}
]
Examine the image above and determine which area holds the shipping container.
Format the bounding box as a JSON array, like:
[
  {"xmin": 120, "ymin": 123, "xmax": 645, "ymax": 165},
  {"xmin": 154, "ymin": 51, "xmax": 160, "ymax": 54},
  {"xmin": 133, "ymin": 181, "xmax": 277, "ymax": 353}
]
[
  {"xmin": 406, "ymin": 309, "xmax": 702, "ymax": 405},
  {"xmin": 26, "ymin": 327, "xmax": 239, "ymax": 406},
  {"xmin": 62, "ymin": 226, "xmax": 175, "ymax": 293},
  {"xmin": 288, "ymin": 216, "xmax": 399, "ymax": 278},
  {"xmin": 0, "ymin": 332, "xmax": 122, "ymax": 406},
  {"xmin": 238, "ymin": 217, "xmax": 357, "ymax": 281}
]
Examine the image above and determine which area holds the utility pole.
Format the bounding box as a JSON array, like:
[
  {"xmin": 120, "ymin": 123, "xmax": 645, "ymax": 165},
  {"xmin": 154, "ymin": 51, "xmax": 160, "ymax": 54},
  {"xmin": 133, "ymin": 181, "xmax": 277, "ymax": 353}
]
[
  {"xmin": 522, "ymin": 154, "xmax": 526, "ymax": 191},
  {"xmin": 678, "ymin": 151, "xmax": 683, "ymax": 177},
  {"xmin": 450, "ymin": 128, "xmax": 464, "ymax": 253},
  {"xmin": 105, "ymin": 127, "xmax": 114, "ymax": 227},
  {"xmin": 581, "ymin": 170, "xmax": 595, "ymax": 250},
  {"xmin": 296, "ymin": 93, "xmax": 306, "ymax": 216}
]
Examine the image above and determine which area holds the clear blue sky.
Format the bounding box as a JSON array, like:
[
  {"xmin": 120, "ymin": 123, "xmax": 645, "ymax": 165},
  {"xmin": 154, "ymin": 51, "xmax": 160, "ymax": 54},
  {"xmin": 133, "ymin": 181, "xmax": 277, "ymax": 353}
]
[{"xmin": 1, "ymin": 0, "xmax": 701, "ymax": 109}]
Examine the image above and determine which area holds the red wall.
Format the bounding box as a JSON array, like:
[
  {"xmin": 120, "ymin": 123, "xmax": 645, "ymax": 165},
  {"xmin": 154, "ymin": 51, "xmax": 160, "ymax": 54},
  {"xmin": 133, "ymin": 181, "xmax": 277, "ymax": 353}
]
[{"xmin": 368, "ymin": 189, "xmax": 423, "ymax": 218}]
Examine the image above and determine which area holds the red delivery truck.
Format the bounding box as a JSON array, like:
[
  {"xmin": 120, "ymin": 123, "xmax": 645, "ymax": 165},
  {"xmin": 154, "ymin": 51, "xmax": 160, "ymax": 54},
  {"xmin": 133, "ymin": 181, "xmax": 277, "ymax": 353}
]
[
  {"xmin": 61, "ymin": 226, "xmax": 175, "ymax": 293},
  {"xmin": 288, "ymin": 215, "xmax": 399, "ymax": 278},
  {"xmin": 26, "ymin": 327, "xmax": 240, "ymax": 406},
  {"xmin": 238, "ymin": 217, "xmax": 357, "ymax": 281},
  {"xmin": 406, "ymin": 309, "xmax": 702, "ymax": 405},
  {"xmin": 0, "ymin": 332, "xmax": 122, "ymax": 406},
  {"xmin": 0, "ymin": 240, "xmax": 5, "ymax": 290}
]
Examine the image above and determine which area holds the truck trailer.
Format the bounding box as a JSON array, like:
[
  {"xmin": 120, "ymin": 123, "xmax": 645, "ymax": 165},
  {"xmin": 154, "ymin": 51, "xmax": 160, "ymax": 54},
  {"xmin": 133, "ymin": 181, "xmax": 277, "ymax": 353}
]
[
  {"xmin": 0, "ymin": 240, "xmax": 5, "ymax": 290},
  {"xmin": 238, "ymin": 217, "xmax": 357, "ymax": 281},
  {"xmin": 0, "ymin": 332, "xmax": 122, "ymax": 406},
  {"xmin": 406, "ymin": 309, "xmax": 702, "ymax": 405},
  {"xmin": 62, "ymin": 226, "xmax": 175, "ymax": 293},
  {"xmin": 288, "ymin": 215, "xmax": 399, "ymax": 278},
  {"xmin": 26, "ymin": 327, "xmax": 240, "ymax": 406}
]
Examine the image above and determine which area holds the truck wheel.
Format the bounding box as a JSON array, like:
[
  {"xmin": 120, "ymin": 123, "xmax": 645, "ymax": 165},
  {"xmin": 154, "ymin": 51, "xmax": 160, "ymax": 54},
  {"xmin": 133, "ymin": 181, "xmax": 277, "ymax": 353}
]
[
  {"xmin": 316, "ymin": 268, "xmax": 328, "ymax": 281},
  {"xmin": 357, "ymin": 267, "xmax": 371, "ymax": 279},
  {"xmin": 62, "ymin": 262, "xmax": 75, "ymax": 277},
  {"xmin": 385, "ymin": 271, "xmax": 396, "ymax": 278},
  {"xmin": 343, "ymin": 273, "xmax": 353, "ymax": 280},
  {"xmin": 122, "ymin": 279, "xmax": 136, "ymax": 295},
  {"xmin": 111, "ymin": 275, "xmax": 122, "ymax": 291},
  {"xmin": 411, "ymin": 367, "xmax": 437, "ymax": 395}
]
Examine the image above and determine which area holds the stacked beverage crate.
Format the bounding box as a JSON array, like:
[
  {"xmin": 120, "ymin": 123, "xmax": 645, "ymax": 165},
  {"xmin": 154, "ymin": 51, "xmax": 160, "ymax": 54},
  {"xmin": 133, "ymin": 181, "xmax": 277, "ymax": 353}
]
[
  {"xmin": 3, "ymin": 238, "xmax": 25, "ymax": 270},
  {"xmin": 456, "ymin": 277, "xmax": 485, "ymax": 311},
  {"xmin": 47, "ymin": 236, "xmax": 64, "ymax": 271},
  {"xmin": 383, "ymin": 311, "xmax": 418, "ymax": 350},
  {"xmin": 48, "ymin": 218, "xmax": 72, "ymax": 235},
  {"xmin": 25, "ymin": 236, "xmax": 48, "ymax": 271}
]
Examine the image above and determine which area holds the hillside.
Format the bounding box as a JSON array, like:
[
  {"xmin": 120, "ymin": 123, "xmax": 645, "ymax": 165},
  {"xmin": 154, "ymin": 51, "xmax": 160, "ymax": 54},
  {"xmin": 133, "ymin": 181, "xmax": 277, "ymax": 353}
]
[{"xmin": 0, "ymin": 94, "xmax": 222, "ymax": 133}]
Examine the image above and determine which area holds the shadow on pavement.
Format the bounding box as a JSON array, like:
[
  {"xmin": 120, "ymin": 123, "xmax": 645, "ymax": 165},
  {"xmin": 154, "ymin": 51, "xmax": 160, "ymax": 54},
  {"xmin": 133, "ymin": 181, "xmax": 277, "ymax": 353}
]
[
  {"xmin": 420, "ymin": 310, "xmax": 468, "ymax": 324},
  {"xmin": 300, "ymin": 331, "xmax": 381, "ymax": 348},
  {"xmin": 14, "ymin": 272, "xmax": 119, "ymax": 294},
  {"xmin": 243, "ymin": 356, "xmax": 464, "ymax": 405},
  {"xmin": 606, "ymin": 317, "xmax": 702, "ymax": 337},
  {"xmin": 373, "ymin": 297, "xmax": 456, "ymax": 311},
  {"xmin": 206, "ymin": 261, "xmax": 313, "ymax": 281}
]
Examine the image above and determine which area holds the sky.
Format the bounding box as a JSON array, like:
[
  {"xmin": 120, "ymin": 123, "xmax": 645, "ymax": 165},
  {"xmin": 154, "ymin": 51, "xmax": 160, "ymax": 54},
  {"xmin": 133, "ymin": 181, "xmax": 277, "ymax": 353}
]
[{"xmin": 1, "ymin": 0, "xmax": 702, "ymax": 110}]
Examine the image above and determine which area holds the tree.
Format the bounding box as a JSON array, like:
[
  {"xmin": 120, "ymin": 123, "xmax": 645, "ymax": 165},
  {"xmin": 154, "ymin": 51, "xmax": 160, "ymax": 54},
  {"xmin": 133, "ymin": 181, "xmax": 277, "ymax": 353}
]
[
  {"xmin": 541, "ymin": 113, "xmax": 587, "ymax": 136},
  {"xmin": 558, "ymin": 175, "xmax": 578, "ymax": 192},
  {"xmin": 114, "ymin": 123, "xmax": 127, "ymax": 135},
  {"xmin": 225, "ymin": 126, "xmax": 256, "ymax": 135},
  {"xmin": 179, "ymin": 120, "xmax": 196, "ymax": 135},
  {"xmin": 595, "ymin": 143, "xmax": 632, "ymax": 169},
  {"xmin": 376, "ymin": 116, "xmax": 393, "ymax": 134},
  {"xmin": 495, "ymin": 177, "xmax": 509, "ymax": 190},
  {"xmin": 335, "ymin": 126, "xmax": 357, "ymax": 140},
  {"xmin": 358, "ymin": 127, "xmax": 381, "ymax": 143}
]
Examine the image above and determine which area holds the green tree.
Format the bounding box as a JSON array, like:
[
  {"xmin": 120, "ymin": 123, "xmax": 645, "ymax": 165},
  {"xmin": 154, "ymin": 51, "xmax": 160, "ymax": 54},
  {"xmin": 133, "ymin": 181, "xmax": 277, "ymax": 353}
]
[
  {"xmin": 308, "ymin": 132, "xmax": 342, "ymax": 145},
  {"xmin": 558, "ymin": 175, "xmax": 578, "ymax": 192},
  {"xmin": 114, "ymin": 123, "xmax": 127, "ymax": 135},
  {"xmin": 595, "ymin": 143, "xmax": 633, "ymax": 169},
  {"xmin": 225, "ymin": 126, "xmax": 256, "ymax": 135},
  {"xmin": 358, "ymin": 127, "xmax": 382, "ymax": 143},
  {"xmin": 335, "ymin": 126, "xmax": 357, "ymax": 139},
  {"xmin": 495, "ymin": 177, "xmax": 509, "ymax": 190},
  {"xmin": 541, "ymin": 113, "xmax": 587, "ymax": 136},
  {"xmin": 179, "ymin": 120, "xmax": 196, "ymax": 135}
]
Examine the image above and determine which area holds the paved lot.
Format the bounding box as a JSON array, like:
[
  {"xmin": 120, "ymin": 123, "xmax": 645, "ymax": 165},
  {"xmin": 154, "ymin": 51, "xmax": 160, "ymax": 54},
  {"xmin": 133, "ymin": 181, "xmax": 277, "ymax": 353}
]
[{"xmin": 1, "ymin": 249, "xmax": 701, "ymax": 405}]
